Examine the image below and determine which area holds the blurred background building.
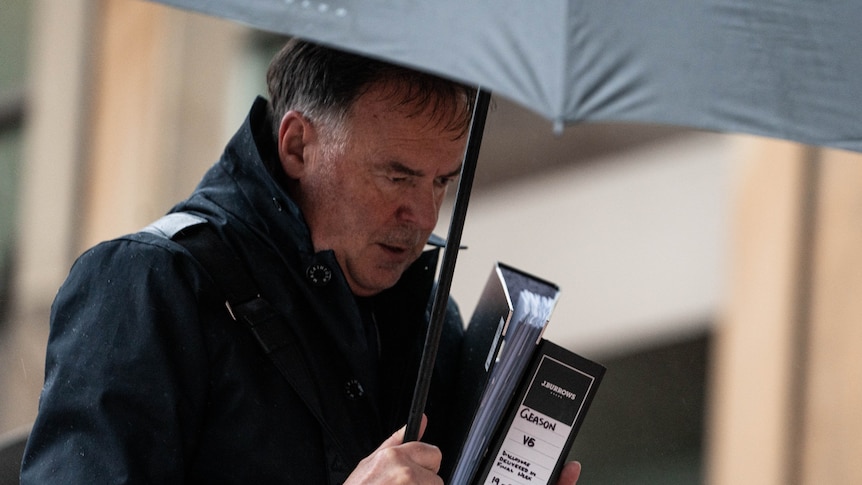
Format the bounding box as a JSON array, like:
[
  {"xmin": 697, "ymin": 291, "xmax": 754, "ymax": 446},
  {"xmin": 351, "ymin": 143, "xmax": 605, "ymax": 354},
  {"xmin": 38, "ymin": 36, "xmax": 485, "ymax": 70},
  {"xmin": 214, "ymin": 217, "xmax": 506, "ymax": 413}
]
[{"xmin": 1, "ymin": 1, "xmax": 860, "ymax": 484}]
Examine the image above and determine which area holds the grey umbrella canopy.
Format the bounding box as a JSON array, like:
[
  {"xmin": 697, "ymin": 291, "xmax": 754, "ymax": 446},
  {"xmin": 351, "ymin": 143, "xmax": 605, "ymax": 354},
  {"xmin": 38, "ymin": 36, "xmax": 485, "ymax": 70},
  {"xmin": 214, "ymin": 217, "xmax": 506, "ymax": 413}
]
[{"xmin": 151, "ymin": 0, "xmax": 862, "ymax": 152}]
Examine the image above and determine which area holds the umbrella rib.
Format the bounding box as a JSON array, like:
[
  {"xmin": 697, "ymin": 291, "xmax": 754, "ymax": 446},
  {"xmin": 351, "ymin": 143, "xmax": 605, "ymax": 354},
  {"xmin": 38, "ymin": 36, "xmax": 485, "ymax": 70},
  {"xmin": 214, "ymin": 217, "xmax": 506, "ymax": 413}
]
[{"xmin": 404, "ymin": 88, "xmax": 492, "ymax": 443}]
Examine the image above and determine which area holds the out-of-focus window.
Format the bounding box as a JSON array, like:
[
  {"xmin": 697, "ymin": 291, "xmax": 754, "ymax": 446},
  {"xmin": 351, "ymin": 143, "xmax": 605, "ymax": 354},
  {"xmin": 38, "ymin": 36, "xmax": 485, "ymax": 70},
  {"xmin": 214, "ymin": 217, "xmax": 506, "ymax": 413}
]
[{"xmin": 0, "ymin": 0, "xmax": 31, "ymax": 321}]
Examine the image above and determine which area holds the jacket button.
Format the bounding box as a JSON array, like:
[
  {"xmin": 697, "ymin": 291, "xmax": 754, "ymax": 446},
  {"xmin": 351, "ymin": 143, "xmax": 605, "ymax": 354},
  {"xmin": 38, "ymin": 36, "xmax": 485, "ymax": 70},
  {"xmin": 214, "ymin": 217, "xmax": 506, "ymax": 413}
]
[
  {"xmin": 345, "ymin": 379, "xmax": 365, "ymax": 400},
  {"xmin": 307, "ymin": 264, "xmax": 332, "ymax": 286}
]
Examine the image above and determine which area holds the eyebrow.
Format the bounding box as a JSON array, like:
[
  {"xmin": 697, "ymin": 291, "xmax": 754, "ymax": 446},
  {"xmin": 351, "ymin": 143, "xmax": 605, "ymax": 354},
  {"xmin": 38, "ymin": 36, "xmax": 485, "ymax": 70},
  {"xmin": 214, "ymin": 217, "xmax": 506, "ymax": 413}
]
[
  {"xmin": 441, "ymin": 165, "xmax": 463, "ymax": 179},
  {"xmin": 386, "ymin": 161, "xmax": 462, "ymax": 179}
]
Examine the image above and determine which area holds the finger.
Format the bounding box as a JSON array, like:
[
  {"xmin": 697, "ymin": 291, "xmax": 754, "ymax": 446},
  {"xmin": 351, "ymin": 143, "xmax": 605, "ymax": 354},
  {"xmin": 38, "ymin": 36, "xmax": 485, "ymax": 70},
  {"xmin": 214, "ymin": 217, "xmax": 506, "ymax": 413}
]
[
  {"xmin": 556, "ymin": 461, "xmax": 582, "ymax": 485},
  {"xmin": 377, "ymin": 414, "xmax": 429, "ymax": 450},
  {"xmin": 400, "ymin": 438, "xmax": 443, "ymax": 473}
]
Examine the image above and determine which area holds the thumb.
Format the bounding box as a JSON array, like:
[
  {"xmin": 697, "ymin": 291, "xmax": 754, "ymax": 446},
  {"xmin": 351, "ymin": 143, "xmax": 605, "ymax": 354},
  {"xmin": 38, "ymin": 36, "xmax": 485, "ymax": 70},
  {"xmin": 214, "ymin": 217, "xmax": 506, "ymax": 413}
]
[
  {"xmin": 557, "ymin": 461, "xmax": 582, "ymax": 485},
  {"xmin": 377, "ymin": 414, "xmax": 428, "ymax": 450}
]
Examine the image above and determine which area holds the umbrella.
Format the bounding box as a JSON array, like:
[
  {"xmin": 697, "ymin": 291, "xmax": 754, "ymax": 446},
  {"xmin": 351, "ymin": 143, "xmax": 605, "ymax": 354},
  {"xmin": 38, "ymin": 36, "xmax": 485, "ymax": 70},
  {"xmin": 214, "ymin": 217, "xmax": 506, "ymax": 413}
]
[
  {"xmin": 149, "ymin": 0, "xmax": 862, "ymax": 152},
  {"xmin": 147, "ymin": 0, "xmax": 862, "ymax": 442}
]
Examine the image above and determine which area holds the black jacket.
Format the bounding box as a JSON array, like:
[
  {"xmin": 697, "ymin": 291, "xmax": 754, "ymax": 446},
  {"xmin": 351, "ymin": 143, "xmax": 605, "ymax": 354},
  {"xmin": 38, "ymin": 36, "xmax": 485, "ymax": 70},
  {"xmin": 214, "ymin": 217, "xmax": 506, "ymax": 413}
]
[{"xmin": 21, "ymin": 98, "xmax": 464, "ymax": 484}]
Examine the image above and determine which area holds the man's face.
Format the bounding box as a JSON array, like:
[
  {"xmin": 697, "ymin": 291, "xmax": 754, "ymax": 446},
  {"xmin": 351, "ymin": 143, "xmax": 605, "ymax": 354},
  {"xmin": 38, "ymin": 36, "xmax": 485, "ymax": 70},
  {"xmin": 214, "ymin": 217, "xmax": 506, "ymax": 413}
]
[{"xmin": 283, "ymin": 83, "xmax": 468, "ymax": 296}]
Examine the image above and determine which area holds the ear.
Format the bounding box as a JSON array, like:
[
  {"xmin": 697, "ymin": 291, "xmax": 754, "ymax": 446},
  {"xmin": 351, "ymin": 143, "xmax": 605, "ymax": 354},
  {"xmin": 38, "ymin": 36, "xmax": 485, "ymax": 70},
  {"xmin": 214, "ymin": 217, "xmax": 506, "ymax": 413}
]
[{"xmin": 277, "ymin": 110, "xmax": 315, "ymax": 179}]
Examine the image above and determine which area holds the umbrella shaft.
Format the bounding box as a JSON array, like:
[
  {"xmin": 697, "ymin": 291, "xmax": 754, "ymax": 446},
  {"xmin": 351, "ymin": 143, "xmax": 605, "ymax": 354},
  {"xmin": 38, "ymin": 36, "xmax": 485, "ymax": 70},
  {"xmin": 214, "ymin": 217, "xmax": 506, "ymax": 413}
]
[{"xmin": 405, "ymin": 88, "xmax": 492, "ymax": 443}]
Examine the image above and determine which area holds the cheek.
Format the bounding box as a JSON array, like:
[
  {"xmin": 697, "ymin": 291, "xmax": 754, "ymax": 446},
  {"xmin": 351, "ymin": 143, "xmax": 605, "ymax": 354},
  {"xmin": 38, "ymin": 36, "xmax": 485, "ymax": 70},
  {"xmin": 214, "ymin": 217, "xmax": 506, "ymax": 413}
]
[
  {"xmin": 325, "ymin": 194, "xmax": 390, "ymax": 243},
  {"xmin": 356, "ymin": 184, "xmax": 402, "ymax": 221}
]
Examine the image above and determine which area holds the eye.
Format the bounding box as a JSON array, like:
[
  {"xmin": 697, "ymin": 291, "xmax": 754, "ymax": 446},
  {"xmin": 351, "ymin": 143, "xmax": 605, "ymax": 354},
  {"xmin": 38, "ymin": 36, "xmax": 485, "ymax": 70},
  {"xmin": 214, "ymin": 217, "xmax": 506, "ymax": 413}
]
[{"xmin": 435, "ymin": 175, "xmax": 458, "ymax": 188}]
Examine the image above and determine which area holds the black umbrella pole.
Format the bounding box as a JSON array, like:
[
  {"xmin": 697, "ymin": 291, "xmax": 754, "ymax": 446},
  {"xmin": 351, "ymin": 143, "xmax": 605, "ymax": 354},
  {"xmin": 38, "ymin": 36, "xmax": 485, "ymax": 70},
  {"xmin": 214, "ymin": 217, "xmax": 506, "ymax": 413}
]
[{"xmin": 404, "ymin": 88, "xmax": 492, "ymax": 442}]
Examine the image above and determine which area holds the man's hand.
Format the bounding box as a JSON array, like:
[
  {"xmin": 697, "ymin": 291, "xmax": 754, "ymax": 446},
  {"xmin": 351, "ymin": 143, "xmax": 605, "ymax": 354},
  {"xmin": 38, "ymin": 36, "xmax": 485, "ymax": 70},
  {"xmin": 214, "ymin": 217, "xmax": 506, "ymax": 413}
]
[
  {"xmin": 556, "ymin": 461, "xmax": 581, "ymax": 485},
  {"xmin": 344, "ymin": 415, "xmax": 442, "ymax": 484}
]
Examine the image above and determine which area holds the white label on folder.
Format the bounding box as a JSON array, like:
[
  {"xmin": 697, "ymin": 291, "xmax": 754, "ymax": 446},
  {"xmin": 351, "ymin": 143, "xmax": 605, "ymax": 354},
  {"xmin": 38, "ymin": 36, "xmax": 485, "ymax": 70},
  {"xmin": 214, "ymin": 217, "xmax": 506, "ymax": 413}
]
[
  {"xmin": 482, "ymin": 355, "xmax": 594, "ymax": 485},
  {"xmin": 482, "ymin": 406, "xmax": 570, "ymax": 484}
]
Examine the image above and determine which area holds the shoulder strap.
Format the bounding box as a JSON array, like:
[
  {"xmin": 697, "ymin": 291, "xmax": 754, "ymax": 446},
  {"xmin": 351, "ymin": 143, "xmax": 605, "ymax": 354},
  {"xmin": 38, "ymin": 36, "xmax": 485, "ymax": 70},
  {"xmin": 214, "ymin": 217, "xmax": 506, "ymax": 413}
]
[
  {"xmin": 172, "ymin": 225, "xmax": 291, "ymax": 353},
  {"xmin": 144, "ymin": 213, "xmax": 291, "ymax": 353},
  {"xmin": 143, "ymin": 214, "xmax": 349, "ymax": 467},
  {"xmin": 144, "ymin": 214, "xmax": 285, "ymax": 350}
]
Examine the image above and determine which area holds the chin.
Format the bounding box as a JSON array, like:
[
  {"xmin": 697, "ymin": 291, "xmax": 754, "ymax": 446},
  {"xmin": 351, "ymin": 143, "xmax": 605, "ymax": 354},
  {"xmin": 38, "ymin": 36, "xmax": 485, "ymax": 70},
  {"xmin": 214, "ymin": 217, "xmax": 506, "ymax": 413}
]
[
  {"xmin": 368, "ymin": 271, "xmax": 406, "ymax": 294},
  {"xmin": 349, "ymin": 274, "xmax": 397, "ymax": 296}
]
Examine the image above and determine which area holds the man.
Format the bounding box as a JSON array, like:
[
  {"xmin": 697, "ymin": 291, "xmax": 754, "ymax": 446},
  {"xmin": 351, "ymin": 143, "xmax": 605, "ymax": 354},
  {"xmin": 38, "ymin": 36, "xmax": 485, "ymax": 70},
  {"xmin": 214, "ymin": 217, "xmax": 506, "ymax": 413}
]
[{"xmin": 22, "ymin": 39, "xmax": 580, "ymax": 484}]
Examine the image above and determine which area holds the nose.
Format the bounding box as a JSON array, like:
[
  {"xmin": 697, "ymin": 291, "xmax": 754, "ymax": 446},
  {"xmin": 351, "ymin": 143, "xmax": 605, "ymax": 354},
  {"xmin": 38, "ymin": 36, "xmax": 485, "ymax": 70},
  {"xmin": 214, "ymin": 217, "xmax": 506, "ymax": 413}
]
[{"xmin": 397, "ymin": 184, "xmax": 442, "ymax": 232}]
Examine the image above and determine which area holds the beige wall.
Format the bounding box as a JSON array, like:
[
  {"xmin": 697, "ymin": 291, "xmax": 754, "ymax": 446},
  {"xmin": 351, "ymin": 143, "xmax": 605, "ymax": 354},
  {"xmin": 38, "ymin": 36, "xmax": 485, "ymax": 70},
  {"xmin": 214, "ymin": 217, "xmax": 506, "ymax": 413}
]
[
  {"xmin": 81, "ymin": 0, "xmax": 246, "ymax": 249},
  {"xmin": 1, "ymin": 0, "xmax": 244, "ymax": 434},
  {"xmin": 707, "ymin": 141, "xmax": 862, "ymax": 485},
  {"xmin": 1, "ymin": 0, "xmax": 94, "ymax": 436}
]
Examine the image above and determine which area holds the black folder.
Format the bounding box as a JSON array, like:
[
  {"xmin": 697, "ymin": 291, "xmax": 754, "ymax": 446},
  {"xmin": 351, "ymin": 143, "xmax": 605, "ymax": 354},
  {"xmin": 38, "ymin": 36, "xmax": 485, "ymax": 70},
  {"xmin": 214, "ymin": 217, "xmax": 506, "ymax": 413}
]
[
  {"xmin": 474, "ymin": 339, "xmax": 605, "ymax": 484},
  {"xmin": 445, "ymin": 263, "xmax": 605, "ymax": 485}
]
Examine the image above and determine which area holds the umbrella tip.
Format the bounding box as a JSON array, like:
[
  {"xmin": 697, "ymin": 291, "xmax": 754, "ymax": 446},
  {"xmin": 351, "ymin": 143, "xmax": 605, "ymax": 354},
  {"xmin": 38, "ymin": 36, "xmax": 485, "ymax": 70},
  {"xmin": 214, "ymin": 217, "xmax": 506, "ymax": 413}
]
[{"xmin": 553, "ymin": 119, "xmax": 564, "ymax": 135}]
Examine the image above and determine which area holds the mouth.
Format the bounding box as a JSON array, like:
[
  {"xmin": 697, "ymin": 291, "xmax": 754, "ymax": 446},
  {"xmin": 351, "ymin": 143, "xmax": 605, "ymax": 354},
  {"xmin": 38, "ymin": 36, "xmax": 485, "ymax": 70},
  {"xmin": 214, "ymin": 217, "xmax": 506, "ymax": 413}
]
[
  {"xmin": 379, "ymin": 243, "xmax": 409, "ymax": 256},
  {"xmin": 377, "ymin": 231, "xmax": 425, "ymax": 261}
]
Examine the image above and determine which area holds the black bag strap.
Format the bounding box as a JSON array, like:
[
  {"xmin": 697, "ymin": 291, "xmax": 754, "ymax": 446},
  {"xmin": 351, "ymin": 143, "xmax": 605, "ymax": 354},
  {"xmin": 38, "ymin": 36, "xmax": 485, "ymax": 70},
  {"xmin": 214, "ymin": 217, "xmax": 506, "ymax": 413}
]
[
  {"xmin": 143, "ymin": 214, "xmax": 348, "ymax": 464},
  {"xmin": 172, "ymin": 224, "xmax": 292, "ymax": 354}
]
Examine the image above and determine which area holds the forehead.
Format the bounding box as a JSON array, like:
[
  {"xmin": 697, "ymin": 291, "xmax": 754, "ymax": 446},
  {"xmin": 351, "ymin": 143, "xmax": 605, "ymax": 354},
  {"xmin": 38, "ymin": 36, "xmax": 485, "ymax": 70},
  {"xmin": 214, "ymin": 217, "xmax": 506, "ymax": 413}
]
[
  {"xmin": 336, "ymin": 84, "xmax": 468, "ymax": 174},
  {"xmin": 350, "ymin": 80, "xmax": 472, "ymax": 139}
]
